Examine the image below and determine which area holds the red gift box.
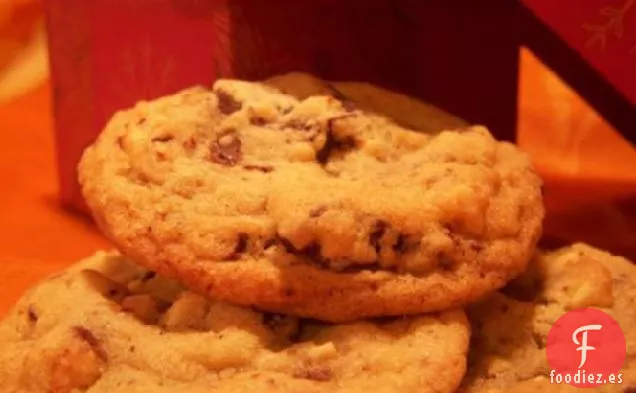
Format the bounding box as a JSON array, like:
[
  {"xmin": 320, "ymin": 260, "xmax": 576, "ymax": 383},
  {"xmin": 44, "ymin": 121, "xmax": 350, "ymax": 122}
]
[
  {"xmin": 524, "ymin": 0, "xmax": 636, "ymax": 102},
  {"xmin": 521, "ymin": 0, "xmax": 635, "ymax": 146},
  {"xmin": 44, "ymin": 0, "xmax": 634, "ymax": 213}
]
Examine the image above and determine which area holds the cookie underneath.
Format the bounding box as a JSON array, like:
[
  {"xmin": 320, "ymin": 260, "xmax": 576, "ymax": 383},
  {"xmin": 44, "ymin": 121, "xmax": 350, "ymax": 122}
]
[
  {"xmin": 459, "ymin": 243, "xmax": 636, "ymax": 393},
  {"xmin": 0, "ymin": 252, "xmax": 470, "ymax": 393}
]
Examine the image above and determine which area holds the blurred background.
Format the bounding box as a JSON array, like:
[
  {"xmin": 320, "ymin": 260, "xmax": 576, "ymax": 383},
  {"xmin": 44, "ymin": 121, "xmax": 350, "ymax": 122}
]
[
  {"xmin": 0, "ymin": 0, "xmax": 47, "ymax": 104},
  {"xmin": 0, "ymin": 0, "xmax": 634, "ymax": 313}
]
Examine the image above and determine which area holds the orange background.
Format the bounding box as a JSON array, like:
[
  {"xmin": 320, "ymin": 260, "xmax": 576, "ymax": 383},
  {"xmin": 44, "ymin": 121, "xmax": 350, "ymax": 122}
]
[{"xmin": 0, "ymin": 0, "xmax": 634, "ymax": 315}]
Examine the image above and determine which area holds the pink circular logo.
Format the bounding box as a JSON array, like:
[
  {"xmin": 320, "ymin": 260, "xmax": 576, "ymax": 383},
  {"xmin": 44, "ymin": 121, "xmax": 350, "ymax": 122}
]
[{"xmin": 546, "ymin": 308, "xmax": 626, "ymax": 388}]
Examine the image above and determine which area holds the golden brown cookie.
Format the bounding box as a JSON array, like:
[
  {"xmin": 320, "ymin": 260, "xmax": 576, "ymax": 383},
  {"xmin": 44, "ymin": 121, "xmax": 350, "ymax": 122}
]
[
  {"xmin": 0, "ymin": 252, "xmax": 470, "ymax": 393},
  {"xmin": 459, "ymin": 243, "xmax": 636, "ymax": 393},
  {"xmin": 79, "ymin": 78, "xmax": 544, "ymax": 321},
  {"xmin": 264, "ymin": 72, "xmax": 468, "ymax": 132}
]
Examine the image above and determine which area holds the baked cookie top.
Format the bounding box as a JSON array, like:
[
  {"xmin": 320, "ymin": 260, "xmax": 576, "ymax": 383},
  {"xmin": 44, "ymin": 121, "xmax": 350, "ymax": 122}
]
[
  {"xmin": 79, "ymin": 77, "xmax": 543, "ymax": 320},
  {"xmin": 460, "ymin": 243, "xmax": 636, "ymax": 393},
  {"xmin": 263, "ymin": 72, "xmax": 468, "ymax": 132},
  {"xmin": 0, "ymin": 252, "xmax": 469, "ymax": 393}
]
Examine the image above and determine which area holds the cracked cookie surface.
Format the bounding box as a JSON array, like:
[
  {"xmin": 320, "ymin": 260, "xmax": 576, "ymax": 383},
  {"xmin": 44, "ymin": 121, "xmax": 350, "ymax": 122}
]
[
  {"xmin": 0, "ymin": 252, "xmax": 469, "ymax": 393},
  {"xmin": 459, "ymin": 243, "xmax": 636, "ymax": 393},
  {"xmin": 79, "ymin": 77, "xmax": 543, "ymax": 321}
]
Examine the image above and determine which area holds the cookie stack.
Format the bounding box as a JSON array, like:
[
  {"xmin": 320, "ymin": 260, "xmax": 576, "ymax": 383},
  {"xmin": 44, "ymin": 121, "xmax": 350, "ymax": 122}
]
[{"xmin": 0, "ymin": 74, "xmax": 633, "ymax": 393}]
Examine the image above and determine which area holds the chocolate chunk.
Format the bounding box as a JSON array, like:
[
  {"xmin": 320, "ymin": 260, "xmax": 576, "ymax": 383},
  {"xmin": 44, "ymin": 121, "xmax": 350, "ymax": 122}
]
[
  {"xmin": 250, "ymin": 117, "xmax": 268, "ymax": 126},
  {"xmin": 297, "ymin": 242, "xmax": 338, "ymax": 271},
  {"xmin": 210, "ymin": 131, "xmax": 242, "ymax": 166},
  {"xmin": 243, "ymin": 164, "xmax": 274, "ymax": 173},
  {"xmin": 293, "ymin": 365, "xmax": 333, "ymax": 381},
  {"xmin": 262, "ymin": 313, "xmax": 299, "ymax": 341},
  {"xmin": 27, "ymin": 305, "xmax": 38, "ymax": 323},
  {"xmin": 151, "ymin": 134, "xmax": 174, "ymax": 143},
  {"xmin": 393, "ymin": 235, "xmax": 405, "ymax": 252},
  {"xmin": 393, "ymin": 234, "xmax": 407, "ymax": 252},
  {"xmin": 316, "ymin": 116, "xmax": 357, "ymax": 164},
  {"xmin": 73, "ymin": 326, "xmax": 108, "ymax": 361},
  {"xmin": 215, "ymin": 90, "xmax": 242, "ymax": 115},
  {"xmin": 302, "ymin": 243, "xmax": 324, "ymax": 262},
  {"xmin": 263, "ymin": 237, "xmax": 277, "ymax": 249},
  {"xmin": 316, "ymin": 120, "xmax": 337, "ymax": 164},
  {"xmin": 230, "ymin": 233, "xmax": 249, "ymax": 259},
  {"xmin": 142, "ymin": 271, "xmax": 156, "ymax": 282},
  {"xmin": 277, "ymin": 236, "xmax": 387, "ymax": 273},
  {"xmin": 369, "ymin": 220, "xmax": 388, "ymax": 254},
  {"xmin": 309, "ymin": 206, "xmax": 328, "ymax": 218},
  {"xmin": 277, "ymin": 236, "xmax": 302, "ymax": 254}
]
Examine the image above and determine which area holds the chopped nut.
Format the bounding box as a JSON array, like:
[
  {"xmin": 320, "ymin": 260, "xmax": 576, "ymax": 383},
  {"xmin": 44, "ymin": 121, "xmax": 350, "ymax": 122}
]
[
  {"xmin": 121, "ymin": 295, "xmax": 159, "ymax": 324},
  {"xmin": 568, "ymin": 281, "xmax": 614, "ymax": 309},
  {"xmin": 305, "ymin": 342, "xmax": 338, "ymax": 362},
  {"xmin": 160, "ymin": 292, "xmax": 209, "ymax": 331},
  {"xmin": 80, "ymin": 270, "xmax": 128, "ymax": 301},
  {"xmin": 46, "ymin": 329, "xmax": 107, "ymax": 392}
]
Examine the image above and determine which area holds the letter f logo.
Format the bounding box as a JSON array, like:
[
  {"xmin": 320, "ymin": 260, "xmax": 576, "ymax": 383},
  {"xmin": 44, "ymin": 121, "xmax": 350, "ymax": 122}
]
[{"xmin": 572, "ymin": 324, "xmax": 603, "ymax": 368}]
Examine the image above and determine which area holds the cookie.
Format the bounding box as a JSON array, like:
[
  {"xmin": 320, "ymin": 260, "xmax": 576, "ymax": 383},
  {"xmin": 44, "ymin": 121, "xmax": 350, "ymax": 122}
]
[
  {"xmin": 78, "ymin": 78, "xmax": 544, "ymax": 321},
  {"xmin": 459, "ymin": 243, "xmax": 636, "ymax": 393},
  {"xmin": 263, "ymin": 72, "xmax": 468, "ymax": 132},
  {"xmin": 0, "ymin": 252, "xmax": 470, "ymax": 393}
]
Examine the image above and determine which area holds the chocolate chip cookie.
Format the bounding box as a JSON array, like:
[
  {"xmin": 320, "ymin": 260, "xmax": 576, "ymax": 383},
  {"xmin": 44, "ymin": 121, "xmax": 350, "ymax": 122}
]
[
  {"xmin": 264, "ymin": 72, "xmax": 468, "ymax": 132},
  {"xmin": 459, "ymin": 243, "xmax": 636, "ymax": 393},
  {"xmin": 79, "ymin": 78, "xmax": 544, "ymax": 321},
  {"xmin": 0, "ymin": 252, "xmax": 470, "ymax": 393}
]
